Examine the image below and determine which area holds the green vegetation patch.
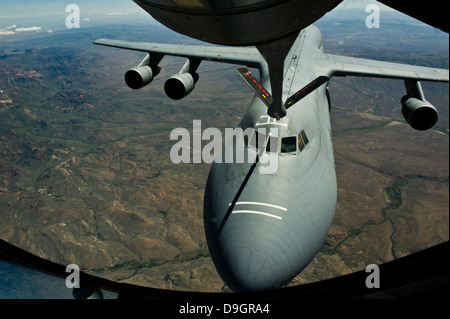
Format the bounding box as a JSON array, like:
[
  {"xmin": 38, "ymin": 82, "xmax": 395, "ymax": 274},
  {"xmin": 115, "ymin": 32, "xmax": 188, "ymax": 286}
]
[{"xmin": 384, "ymin": 178, "xmax": 408, "ymax": 210}]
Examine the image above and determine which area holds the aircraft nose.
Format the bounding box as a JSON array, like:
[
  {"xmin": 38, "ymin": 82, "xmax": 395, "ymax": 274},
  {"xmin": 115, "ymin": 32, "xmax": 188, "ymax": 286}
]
[{"xmin": 221, "ymin": 247, "xmax": 283, "ymax": 292}]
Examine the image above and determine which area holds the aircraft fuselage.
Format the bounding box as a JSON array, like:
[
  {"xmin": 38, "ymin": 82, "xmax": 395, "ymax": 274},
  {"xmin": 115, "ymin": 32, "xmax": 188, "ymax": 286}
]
[{"xmin": 203, "ymin": 25, "xmax": 337, "ymax": 291}]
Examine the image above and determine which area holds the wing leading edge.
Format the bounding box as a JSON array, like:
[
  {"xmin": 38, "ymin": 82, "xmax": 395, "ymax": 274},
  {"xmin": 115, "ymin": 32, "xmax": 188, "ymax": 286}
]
[{"xmin": 93, "ymin": 38, "xmax": 265, "ymax": 70}]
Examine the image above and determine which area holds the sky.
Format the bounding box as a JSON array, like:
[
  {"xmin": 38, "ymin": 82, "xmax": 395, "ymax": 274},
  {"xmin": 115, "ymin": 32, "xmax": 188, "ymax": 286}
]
[
  {"xmin": 0, "ymin": 0, "xmax": 151, "ymax": 35},
  {"xmin": 0, "ymin": 0, "xmax": 144, "ymax": 18}
]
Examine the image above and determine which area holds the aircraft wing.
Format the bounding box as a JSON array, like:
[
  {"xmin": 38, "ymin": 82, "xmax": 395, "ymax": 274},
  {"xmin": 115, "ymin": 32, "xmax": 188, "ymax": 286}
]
[
  {"xmin": 93, "ymin": 38, "xmax": 265, "ymax": 69},
  {"xmin": 325, "ymin": 53, "xmax": 449, "ymax": 82},
  {"xmin": 316, "ymin": 53, "xmax": 448, "ymax": 131}
]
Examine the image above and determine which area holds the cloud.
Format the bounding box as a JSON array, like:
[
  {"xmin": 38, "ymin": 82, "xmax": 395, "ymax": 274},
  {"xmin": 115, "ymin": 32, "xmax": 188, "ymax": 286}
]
[
  {"xmin": 106, "ymin": 12, "xmax": 129, "ymax": 16},
  {"xmin": 0, "ymin": 25, "xmax": 17, "ymax": 34},
  {"xmin": 15, "ymin": 26, "xmax": 42, "ymax": 32},
  {"xmin": 0, "ymin": 30, "xmax": 15, "ymax": 35},
  {"xmin": 0, "ymin": 25, "xmax": 43, "ymax": 36}
]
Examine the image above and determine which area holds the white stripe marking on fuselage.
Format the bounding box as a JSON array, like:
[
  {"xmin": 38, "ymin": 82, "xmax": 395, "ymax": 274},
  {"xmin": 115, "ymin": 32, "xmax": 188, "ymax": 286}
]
[
  {"xmin": 230, "ymin": 201, "xmax": 287, "ymax": 212},
  {"xmin": 229, "ymin": 202, "xmax": 287, "ymax": 220},
  {"xmin": 232, "ymin": 210, "xmax": 283, "ymax": 220}
]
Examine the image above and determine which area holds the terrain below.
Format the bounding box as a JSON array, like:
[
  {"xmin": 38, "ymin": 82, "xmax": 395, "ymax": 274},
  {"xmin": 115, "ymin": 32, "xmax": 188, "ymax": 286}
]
[{"xmin": 0, "ymin": 20, "xmax": 448, "ymax": 292}]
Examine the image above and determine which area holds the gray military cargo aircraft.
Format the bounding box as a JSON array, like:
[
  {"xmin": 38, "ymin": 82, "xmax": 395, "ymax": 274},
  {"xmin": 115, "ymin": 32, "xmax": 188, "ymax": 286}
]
[
  {"xmin": 94, "ymin": 25, "xmax": 448, "ymax": 291},
  {"xmin": 94, "ymin": 0, "xmax": 449, "ymax": 292}
]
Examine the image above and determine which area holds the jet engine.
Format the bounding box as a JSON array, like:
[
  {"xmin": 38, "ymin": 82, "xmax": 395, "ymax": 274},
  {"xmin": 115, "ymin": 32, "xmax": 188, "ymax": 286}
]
[
  {"xmin": 164, "ymin": 72, "xmax": 199, "ymax": 100},
  {"xmin": 164, "ymin": 59, "xmax": 201, "ymax": 100},
  {"xmin": 401, "ymin": 95, "xmax": 438, "ymax": 131},
  {"xmin": 125, "ymin": 65, "xmax": 160, "ymax": 89},
  {"xmin": 124, "ymin": 53, "xmax": 162, "ymax": 90}
]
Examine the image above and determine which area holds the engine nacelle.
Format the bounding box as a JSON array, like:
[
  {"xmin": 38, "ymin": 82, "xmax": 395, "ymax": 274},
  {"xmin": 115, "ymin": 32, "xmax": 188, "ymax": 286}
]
[
  {"xmin": 401, "ymin": 96, "xmax": 438, "ymax": 131},
  {"xmin": 164, "ymin": 72, "xmax": 199, "ymax": 100},
  {"xmin": 124, "ymin": 66, "xmax": 160, "ymax": 90}
]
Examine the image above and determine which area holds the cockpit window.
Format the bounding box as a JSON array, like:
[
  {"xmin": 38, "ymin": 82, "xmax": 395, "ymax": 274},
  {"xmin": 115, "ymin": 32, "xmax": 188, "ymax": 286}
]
[
  {"xmin": 301, "ymin": 130, "xmax": 309, "ymax": 145},
  {"xmin": 281, "ymin": 136, "xmax": 296, "ymax": 153},
  {"xmin": 298, "ymin": 130, "xmax": 309, "ymax": 151},
  {"xmin": 248, "ymin": 130, "xmax": 308, "ymax": 154}
]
